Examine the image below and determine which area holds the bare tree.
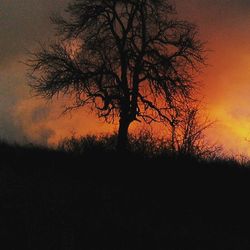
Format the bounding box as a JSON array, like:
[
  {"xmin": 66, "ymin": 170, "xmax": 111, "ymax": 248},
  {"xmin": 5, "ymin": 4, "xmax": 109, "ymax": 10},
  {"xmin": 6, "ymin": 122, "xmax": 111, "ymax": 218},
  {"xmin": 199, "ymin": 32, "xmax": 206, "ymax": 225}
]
[
  {"xmin": 27, "ymin": 0, "xmax": 205, "ymax": 151},
  {"xmin": 166, "ymin": 98, "xmax": 220, "ymax": 158}
]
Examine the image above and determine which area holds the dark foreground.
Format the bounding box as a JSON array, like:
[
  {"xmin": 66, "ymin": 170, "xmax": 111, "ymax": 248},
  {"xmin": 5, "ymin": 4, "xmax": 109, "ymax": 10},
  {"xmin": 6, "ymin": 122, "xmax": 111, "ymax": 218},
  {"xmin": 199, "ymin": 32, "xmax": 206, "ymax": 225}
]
[{"xmin": 1, "ymin": 142, "xmax": 250, "ymax": 249}]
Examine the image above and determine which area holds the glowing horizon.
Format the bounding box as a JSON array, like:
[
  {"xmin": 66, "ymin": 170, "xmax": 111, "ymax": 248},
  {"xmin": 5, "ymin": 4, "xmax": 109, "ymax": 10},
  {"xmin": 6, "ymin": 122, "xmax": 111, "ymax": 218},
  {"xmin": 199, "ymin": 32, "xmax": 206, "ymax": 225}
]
[{"xmin": 1, "ymin": 0, "xmax": 250, "ymax": 156}]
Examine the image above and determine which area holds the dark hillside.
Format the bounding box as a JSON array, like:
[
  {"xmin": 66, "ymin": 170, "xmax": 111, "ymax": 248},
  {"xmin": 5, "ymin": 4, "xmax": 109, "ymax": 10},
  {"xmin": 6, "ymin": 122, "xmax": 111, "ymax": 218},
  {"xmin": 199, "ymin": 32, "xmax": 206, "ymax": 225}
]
[{"xmin": 1, "ymin": 141, "xmax": 250, "ymax": 249}]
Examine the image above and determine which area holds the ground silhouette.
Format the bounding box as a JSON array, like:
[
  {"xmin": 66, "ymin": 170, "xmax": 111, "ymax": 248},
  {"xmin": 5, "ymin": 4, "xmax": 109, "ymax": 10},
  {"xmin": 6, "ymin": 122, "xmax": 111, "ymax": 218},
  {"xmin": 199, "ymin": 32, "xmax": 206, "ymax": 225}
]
[{"xmin": 1, "ymin": 137, "xmax": 250, "ymax": 249}]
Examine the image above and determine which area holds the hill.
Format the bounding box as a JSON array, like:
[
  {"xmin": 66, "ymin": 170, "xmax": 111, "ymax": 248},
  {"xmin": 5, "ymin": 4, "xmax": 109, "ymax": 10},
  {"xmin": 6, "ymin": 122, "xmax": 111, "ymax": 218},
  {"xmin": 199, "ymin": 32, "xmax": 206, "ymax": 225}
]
[{"xmin": 1, "ymin": 140, "xmax": 250, "ymax": 249}]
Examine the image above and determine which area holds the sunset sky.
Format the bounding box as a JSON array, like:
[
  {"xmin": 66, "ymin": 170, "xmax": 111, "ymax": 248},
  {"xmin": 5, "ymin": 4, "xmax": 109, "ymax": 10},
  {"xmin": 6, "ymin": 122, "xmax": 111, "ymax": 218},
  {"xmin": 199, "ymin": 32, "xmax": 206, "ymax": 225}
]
[{"xmin": 1, "ymin": 0, "xmax": 250, "ymax": 155}]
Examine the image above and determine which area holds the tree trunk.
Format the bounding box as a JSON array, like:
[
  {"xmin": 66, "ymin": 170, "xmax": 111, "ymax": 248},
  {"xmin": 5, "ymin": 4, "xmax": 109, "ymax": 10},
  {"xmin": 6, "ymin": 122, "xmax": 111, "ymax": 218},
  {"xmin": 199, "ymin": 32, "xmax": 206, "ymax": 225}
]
[{"xmin": 117, "ymin": 117, "xmax": 130, "ymax": 152}]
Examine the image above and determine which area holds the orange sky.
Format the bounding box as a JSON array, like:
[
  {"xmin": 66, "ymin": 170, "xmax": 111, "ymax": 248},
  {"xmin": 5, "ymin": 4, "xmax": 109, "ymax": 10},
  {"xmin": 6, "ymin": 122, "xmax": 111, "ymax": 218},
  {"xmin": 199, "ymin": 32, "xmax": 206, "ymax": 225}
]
[
  {"xmin": 179, "ymin": 1, "xmax": 250, "ymax": 156},
  {"xmin": 1, "ymin": 0, "xmax": 250, "ymax": 156}
]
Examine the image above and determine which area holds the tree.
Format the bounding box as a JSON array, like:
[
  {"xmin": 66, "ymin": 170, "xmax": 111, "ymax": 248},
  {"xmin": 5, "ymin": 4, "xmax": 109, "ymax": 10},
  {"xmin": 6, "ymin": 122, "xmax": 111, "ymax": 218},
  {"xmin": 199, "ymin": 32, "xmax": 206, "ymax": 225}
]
[
  {"xmin": 28, "ymin": 0, "xmax": 204, "ymax": 152},
  {"xmin": 166, "ymin": 98, "xmax": 220, "ymax": 158}
]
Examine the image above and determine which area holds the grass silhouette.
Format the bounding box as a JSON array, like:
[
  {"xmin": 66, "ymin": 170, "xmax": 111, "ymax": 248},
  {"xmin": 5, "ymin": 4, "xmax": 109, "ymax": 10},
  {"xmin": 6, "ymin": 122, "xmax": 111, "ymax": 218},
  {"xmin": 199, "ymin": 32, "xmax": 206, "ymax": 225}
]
[{"xmin": 1, "ymin": 135, "xmax": 250, "ymax": 249}]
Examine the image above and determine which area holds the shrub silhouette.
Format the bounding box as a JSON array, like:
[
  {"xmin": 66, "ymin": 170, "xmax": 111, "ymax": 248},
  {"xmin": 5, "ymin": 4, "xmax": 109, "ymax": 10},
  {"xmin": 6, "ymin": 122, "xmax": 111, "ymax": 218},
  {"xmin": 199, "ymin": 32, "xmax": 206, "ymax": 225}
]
[
  {"xmin": 58, "ymin": 134, "xmax": 117, "ymax": 154},
  {"xmin": 58, "ymin": 131, "xmax": 167, "ymax": 157},
  {"xmin": 58, "ymin": 129, "xmax": 221, "ymax": 161}
]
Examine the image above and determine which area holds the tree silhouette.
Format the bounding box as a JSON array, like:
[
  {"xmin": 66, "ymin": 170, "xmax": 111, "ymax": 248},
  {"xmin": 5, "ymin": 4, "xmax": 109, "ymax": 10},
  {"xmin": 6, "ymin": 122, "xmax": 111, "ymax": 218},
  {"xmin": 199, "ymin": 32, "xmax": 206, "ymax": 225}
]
[
  {"xmin": 166, "ymin": 98, "xmax": 219, "ymax": 158},
  {"xmin": 28, "ymin": 0, "xmax": 204, "ymax": 151}
]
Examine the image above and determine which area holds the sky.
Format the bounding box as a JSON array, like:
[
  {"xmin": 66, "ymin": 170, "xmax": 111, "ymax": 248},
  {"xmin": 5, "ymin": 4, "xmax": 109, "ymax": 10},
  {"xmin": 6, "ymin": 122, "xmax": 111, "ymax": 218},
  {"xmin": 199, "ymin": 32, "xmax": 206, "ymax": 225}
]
[{"xmin": 1, "ymin": 0, "xmax": 250, "ymax": 155}]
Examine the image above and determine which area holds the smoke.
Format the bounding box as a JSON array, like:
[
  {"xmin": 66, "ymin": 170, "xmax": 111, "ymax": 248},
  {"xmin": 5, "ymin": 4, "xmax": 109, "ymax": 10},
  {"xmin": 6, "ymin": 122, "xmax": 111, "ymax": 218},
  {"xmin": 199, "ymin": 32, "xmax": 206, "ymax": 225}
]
[
  {"xmin": 0, "ymin": 0, "xmax": 68, "ymax": 144},
  {"xmin": 1, "ymin": 0, "xmax": 250, "ymax": 153}
]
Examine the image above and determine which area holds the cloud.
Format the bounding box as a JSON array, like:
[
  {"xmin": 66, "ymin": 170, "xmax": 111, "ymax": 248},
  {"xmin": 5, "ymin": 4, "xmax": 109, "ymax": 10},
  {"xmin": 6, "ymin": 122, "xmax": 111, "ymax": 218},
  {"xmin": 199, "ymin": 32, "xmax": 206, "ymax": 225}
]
[
  {"xmin": 0, "ymin": 111, "xmax": 27, "ymax": 143},
  {"xmin": 0, "ymin": 0, "xmax": 68, "ymax": 65},
  {"xmin": 0, "ymin": 0, "xmax": 68, "ymax": 144},
  {"xmin": 31, "ymin": 106, "xmax": 51, "ymax": 124},
  {"xmin": 0, "ymin": 0, "xmax": 250, "ymax": 155}
]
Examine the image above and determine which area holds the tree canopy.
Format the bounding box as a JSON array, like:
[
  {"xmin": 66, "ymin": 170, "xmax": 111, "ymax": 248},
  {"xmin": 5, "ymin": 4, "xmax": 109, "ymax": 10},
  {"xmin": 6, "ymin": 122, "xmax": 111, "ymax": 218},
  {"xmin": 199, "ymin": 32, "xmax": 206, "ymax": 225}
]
[{"xmin": 28, "ymin": 0, "xmax": 205, "ymax": 151}]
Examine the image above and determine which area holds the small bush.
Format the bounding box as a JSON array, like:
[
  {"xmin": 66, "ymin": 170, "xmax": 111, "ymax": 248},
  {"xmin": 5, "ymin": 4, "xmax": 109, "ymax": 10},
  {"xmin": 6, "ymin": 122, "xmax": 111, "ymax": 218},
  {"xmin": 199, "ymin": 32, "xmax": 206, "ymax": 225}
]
[
  {"xmin": 58, "ymin": 134, "xmax": 117, "ymax": 154},
  {"xmin": 58, "ymin": 131, "xmax": 165, "ymax": 157}
]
